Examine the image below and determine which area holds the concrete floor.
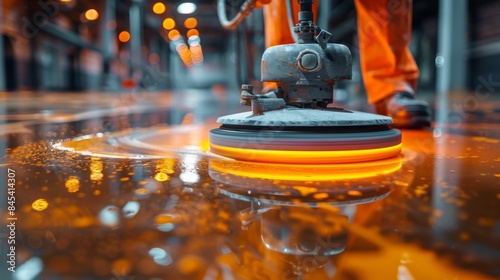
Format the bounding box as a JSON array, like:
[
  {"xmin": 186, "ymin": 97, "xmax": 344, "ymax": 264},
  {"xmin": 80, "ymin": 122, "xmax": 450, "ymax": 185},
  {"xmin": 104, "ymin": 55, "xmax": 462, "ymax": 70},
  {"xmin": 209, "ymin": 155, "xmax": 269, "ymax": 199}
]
[{"xmin": 0, "ymin": 89, "xmax": 499, "ymax": 279}]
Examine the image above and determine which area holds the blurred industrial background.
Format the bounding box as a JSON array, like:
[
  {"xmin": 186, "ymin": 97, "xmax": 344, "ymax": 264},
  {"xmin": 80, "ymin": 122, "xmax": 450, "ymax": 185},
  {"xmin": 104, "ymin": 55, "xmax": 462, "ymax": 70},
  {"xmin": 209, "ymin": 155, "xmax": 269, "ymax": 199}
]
[
  {"xmin": 1, "ymin": 2, "xmax": 500, "ymax": 279},
  {"xmin": 0, "ymin": 0, "xmax": 499, "ymax": 96}
]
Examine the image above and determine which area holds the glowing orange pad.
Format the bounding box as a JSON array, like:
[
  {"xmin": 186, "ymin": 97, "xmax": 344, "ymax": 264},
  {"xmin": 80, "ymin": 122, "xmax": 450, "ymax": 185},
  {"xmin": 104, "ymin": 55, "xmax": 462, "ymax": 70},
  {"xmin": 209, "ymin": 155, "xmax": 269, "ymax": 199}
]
[
  {"xmin": 209, "ymin": 154, "xmax": 402, "ymax": 181},
  {"xmin": 210, "ymin": 143, "xmax": 402, "ymax": 164}
]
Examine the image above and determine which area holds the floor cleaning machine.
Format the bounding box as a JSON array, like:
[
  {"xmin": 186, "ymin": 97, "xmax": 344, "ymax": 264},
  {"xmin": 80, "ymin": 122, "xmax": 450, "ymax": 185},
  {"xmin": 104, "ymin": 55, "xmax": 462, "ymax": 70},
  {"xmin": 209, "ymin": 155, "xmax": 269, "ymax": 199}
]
[{"xmin": 211, "ymin": 0, "xmax": 402, "ymax": 164}]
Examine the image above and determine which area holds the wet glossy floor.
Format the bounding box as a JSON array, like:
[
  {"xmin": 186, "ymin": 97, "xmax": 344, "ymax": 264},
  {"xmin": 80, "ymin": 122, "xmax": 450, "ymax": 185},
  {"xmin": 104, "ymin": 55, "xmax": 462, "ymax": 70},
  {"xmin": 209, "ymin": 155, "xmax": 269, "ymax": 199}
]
[{"xmin": 1, "ymin": 90, "xmax": 499, "ymax": 280}]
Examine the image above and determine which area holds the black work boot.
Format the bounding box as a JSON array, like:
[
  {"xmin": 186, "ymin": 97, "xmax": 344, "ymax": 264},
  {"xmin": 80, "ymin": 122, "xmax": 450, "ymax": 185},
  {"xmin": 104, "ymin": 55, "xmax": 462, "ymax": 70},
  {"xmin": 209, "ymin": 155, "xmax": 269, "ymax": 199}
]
[{"xmin": 375, "ymin": 92, "xmax": 431, "ymax": 129}]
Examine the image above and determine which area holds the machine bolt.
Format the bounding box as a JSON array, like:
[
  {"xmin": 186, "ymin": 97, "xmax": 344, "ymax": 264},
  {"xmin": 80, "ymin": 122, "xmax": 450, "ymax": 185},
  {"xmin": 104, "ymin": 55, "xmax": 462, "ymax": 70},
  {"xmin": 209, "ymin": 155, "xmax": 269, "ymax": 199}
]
[
  {"xmin": 300, "ymin": 53, "xmax": 318, "ymax": 70},
  {"xmin": 241, "ymin": 84, "xmax": 254, "ymax": 92},
  {"xmin": 297, "ymin": 50, "xmax": 321, "ymax": 72},
  {"xmin": 240, "ymin": 84, "xmax": 255, "ymax": 106}
]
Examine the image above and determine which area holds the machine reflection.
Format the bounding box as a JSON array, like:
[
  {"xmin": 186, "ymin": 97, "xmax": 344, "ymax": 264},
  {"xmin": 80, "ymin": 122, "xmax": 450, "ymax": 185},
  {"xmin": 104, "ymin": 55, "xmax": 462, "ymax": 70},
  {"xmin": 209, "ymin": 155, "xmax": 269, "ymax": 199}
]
[{"xmin": 207, "ymin": 150, "xmax": 417, "ymax": 279}]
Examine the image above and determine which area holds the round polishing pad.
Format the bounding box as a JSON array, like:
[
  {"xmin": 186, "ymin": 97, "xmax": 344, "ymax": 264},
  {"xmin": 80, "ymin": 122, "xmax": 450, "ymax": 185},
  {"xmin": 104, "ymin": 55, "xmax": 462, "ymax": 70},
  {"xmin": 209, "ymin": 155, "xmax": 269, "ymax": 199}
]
[
  {"xmin": 216, "ymin": 107, "xmax": 393, "ymax": 127},
  {"xmin": 209, "ymin": 108, "xmax": 402, "ymax": 163}
]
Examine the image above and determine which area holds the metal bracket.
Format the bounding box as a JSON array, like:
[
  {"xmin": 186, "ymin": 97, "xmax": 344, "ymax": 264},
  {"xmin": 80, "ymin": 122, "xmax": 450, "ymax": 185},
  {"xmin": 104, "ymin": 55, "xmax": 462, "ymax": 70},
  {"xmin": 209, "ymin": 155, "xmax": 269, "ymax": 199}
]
[
  {"xmin": 251, "ymin": 98, "xmax": 287, "ymax": 115},
  {"xmin": 315, "ymin": 29, "xmax": 332, "ymax": 49}
]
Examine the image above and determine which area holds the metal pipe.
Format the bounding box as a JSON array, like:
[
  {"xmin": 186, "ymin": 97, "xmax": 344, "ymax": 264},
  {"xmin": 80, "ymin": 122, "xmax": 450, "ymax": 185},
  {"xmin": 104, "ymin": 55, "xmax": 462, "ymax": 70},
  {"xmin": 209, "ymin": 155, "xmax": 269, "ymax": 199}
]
[
  {"xmin": 286, "ymin": 0, "xmax": 299, "ymax": 43},
  {"xmin": 0, "ymin": 0, "xmax": 5, "ymax": 91},
  {"xmin": 436, "ymin": 0, "xmax": 467, "ymax": 96},
  {"xmin": 39, "ymin": 23, "xmax": 102, "ymax": 53},
  {"xmin": 102, "ymin": 0, "xmax": 117, "ymax": 67},
  {"xmin": 129, "ymin": 0, "xmax": 143, "ymax": 79},
  {"xmin": 100, "ymin": 0, "xmax": 119, "ymax": 91},
  {"xmin": 217, "ymin": 0, "xmax": 257, "ymax": 30}
]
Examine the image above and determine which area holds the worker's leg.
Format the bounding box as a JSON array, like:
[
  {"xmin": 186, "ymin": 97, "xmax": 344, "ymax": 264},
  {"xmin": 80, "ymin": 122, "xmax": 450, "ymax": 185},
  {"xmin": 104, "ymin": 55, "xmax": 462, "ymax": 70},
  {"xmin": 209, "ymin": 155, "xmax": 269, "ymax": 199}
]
[
  {"xmin": 263, "ymin": 1, "xmax": 318, "ymax": 48},
  {"xmin": 354, "ymin": 0, "xmax": 419, "ymax": 104},
  {"xmin": 263, "ymin": 1, "xmax": 293, "ymax": 47}
]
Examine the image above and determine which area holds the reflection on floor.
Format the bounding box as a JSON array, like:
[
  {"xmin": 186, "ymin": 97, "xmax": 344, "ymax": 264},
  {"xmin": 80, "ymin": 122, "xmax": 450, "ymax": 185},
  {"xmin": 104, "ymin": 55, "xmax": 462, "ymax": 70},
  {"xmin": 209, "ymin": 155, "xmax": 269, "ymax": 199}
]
[{"xmin": 1, "ymin": 90, "xmax": 499, "ymax": 279}]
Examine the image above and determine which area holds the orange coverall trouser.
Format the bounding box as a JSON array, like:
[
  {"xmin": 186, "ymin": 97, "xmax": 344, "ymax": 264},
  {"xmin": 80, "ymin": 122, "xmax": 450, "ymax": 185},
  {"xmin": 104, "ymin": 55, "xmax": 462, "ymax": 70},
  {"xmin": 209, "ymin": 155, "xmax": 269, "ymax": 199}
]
[{"xmin": 263, "ymin": 0, "xmax": 419, "ymax": 104}]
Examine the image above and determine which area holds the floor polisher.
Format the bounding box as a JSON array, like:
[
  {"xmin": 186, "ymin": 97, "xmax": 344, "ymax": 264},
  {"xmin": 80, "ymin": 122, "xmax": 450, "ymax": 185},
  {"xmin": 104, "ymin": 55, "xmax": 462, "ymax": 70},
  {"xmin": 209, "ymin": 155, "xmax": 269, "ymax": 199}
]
[{"xmin": 210, "ymin": 0, "xmax": 401, "ymax": 164}]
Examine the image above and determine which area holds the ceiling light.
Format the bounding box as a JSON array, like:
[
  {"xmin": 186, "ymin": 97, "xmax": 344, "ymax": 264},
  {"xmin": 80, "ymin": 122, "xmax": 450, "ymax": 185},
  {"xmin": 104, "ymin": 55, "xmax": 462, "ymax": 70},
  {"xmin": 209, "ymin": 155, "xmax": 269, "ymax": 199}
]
[
  {"xmin": 118, "ymin": 31, "xmax": 130, "ymax": 43},
  {"xmin": 177, "ymin": 2, "xmax": 196, "ymax": 14},
  {"xmin": 186, "ymin": 29, "xmax": 199, "ymax": 38},
  {"xmin": 168, "ymin": 29, "xmax": 181, "ymax": 41},
  {"xmin": 162, "ymin": 18, "xmax": 175, "ymax": 30},
  {"xmin": 152, "ymin": 2, "xmax": 166, "ymax": 14},
  {"xmin": 184, "ymin": 17, "xmax": 197, "ymax": 29},
  {"xmin": 85, "ymin": 9, "xmax": 99, "ymax": 21}
]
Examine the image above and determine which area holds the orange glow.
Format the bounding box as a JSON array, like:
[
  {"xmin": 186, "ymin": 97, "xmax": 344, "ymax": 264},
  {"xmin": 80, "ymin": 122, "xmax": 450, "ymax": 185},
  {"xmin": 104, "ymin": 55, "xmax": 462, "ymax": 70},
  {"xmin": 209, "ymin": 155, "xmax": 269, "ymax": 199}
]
[
  {"xmin": 112, "ymin": 259, "xmax": 132, "ymax": 276},
  {"xmin": 152, "ymin": 2, "xmax": 166, "ymax": 14},
  {"xmin": 168, "ymin": 29, "xmax": 180, "ymax": 40},
  {"xmin": 118, "ymin": 31, "xmax": 130, "ymax": 42},
  {"xmin": 65, "ymin": 176, "xmax": 80, "ymax": 193},
  {"xmin": 32, "ymin": 199, "xmax": 49, "ymax": 211},
  {"xmin": 186, "ymin": 29, "xmax": 199, "ymax": 38},
  {"xmin": 90, "ymin": 157, "xmax": 103, "ymax": 170},
  {"xmin": 122, "ymin": 78, "xmax": 136, "ymax": 89},
  {"xmin": 209, "ymin": 155, "xmax": 402, "ymax": 181},
  {"xmin": 85, "ymin": 9, "xmax": 99, "ymax": 21},
  {"xmin": 162, "ymin": 18, "xmax": 175, "ymax": 30},
  {"xmin": 157, "ymin": 158, "xmax": 175, "ymax": 174},
  {"xmin": 155, "ymin": 213, "xmax": 181, "ymax": 225},
  {"xmin": 90, "ymin": 172, "xmax": 104, "ymax": 181},
  {"xmin": 209, "ymin": 143, "xmax": 403, "ymax": 164},
  {"xmin": 154, "ymin": 159, "xmax": 174, "ymax": 181},
  {"xmin": 90, "ymin": 157, "xmax": 104, "ymax": 182},
  {"xmin": 154, "ymin": 172, "xmax": 169, "ymax": 181},
  {"xmin": 184, "ymin": 17, "xmax": 198, "ymax": 29}
]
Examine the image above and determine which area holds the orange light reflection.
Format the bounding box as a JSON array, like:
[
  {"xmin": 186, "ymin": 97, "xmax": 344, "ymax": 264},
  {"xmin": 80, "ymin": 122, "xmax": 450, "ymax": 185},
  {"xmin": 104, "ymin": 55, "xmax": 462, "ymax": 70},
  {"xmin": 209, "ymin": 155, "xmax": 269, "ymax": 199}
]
[
  {"xmin": 32, "ymin": 198, "xmax": 49, "ymax": 211},
  {"xmin": 209, "ymin": 155, "xmax": 402, "ymax": 181},
  {"xmin": 65, "ymin": 176, "xmax": 80, "ymax": 193}
]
